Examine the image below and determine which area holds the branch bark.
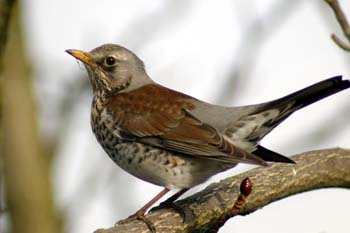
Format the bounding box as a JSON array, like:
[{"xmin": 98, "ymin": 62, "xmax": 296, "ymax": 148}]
[{"xmin": 94, "ymin": 148, "xmax": 350, "ymax": 233}]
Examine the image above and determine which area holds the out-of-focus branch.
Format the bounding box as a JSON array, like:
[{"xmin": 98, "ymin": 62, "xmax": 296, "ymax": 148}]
[
  {"xmin": 0, "ymin": 0, "xmax": 15, "ymax": 61},
  {"xmin": 94, "ymin": 148, "xmax": 350, "ymax": 233},
  {"xmin": 216, "ymin": 0, "xmax": 302, "ymax": 105},
  {"xmin": 1, "ymin": 2, "xmax": 61, "ymax": 233},
  {"xmin": 0, "ymin": 0, "xmax": 15, "ymax": 154},
  {"xmin": 117, "ymin": 0, "xmax": 193, "ymax": 51},
  {"xmin": 325, "ymin": 0, "xmax": 350, "ymax": 51}
]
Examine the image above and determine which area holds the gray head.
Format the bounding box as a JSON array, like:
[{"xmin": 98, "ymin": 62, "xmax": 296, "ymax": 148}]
[{"xmin": 66, "ymin": 44, "xmax": 152, "ymax": 94}]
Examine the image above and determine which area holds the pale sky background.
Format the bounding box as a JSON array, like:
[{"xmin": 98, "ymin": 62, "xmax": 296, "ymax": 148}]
[{"xmin": 17, "ymin": 0, "xmax": 350, "ymax": 233}]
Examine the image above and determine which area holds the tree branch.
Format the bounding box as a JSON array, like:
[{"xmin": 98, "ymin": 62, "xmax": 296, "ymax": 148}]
[
  {"xmin": 94, "ymin": 148, "xmax": 350, "ymax": 233},
  {"xmin": 325, "ymin": 0, "xmax": 350, "ymax": 51}
]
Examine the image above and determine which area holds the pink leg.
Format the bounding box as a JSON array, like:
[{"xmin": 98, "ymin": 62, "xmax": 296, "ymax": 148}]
[
  {"xmin": 117, "ymin": 188, "xmax": 170, "ymax": 232},
  {"xmin": 138, "ymin": 187, "xmax": 170, "ymax": 213}
]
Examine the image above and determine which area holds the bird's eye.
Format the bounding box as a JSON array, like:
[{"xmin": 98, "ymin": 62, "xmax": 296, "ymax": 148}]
[{"xmin": 104, "ymin": 55, "xmax": 117, "ymax": 67}]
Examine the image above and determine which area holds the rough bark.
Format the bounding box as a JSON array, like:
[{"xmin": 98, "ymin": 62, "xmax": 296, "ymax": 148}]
[{"xmin": 95, "ymin": 148, "xmax": 350, "ymax": 233}]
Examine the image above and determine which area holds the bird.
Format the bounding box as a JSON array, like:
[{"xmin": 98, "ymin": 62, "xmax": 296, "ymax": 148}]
[{"xmin": 66, "ymin": 43, "xmax": 350, "ymax": 232}]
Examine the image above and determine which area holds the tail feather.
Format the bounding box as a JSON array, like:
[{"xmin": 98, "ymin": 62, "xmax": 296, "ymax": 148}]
[
  {"xmin": 254, "ymin": 75, "xmax": 350, "ymax": 130},
  {"xmin": 253, "ymin": 145, "xmax": 295, "ymax": 163},
  {"xmin": 230, "ymin": 76, "xmax": 349, "ymax": 164},
  {"xmin": 229, "ymin": 76, "xmax": 350, "ymax": 146},
  {"xmin": 263, "ymin": 75, "xmax": 350, "ymax": 112}
]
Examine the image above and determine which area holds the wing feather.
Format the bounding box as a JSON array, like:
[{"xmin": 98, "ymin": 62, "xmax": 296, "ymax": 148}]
[{"xmin": 106, "ymin": 84, "xmax": 266, "ymax": 165}]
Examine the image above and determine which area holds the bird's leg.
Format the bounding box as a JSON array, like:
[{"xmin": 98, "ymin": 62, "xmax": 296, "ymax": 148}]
[
  {"xmin": 150, "ymin": 188, "xmax": 189, "ymax": 221},
  {"xmin": 153, "ymin": 188, "xmax": 188, "ymax": 208},
  {"xmin": 117, "ymin": 188, "xmax": 170, "ymax": 233}
]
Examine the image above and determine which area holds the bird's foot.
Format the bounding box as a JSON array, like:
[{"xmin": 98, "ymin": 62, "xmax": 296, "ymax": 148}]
[
  {"xmin": 116, "ymin": 210, "xmax": 156, "ymax": 233},
  {"xmin": 150, "ymin": 200, "xmax": 186, "ymax": 222}
]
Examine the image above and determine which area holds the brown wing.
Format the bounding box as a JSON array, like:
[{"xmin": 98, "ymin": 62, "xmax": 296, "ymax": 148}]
[{"xmin": 106, "ymin": 84, "xmax": 266, "ymax": 165}]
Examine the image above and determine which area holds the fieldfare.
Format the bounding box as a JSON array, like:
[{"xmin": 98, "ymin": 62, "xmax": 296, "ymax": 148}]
[{"xmin": 66, "ymin": 44, "xmax": 350, "ymax": 232}]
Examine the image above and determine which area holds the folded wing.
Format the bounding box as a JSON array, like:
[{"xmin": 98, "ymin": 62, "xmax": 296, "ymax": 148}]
[{"xmin": 106, "ymin": 84, "xmax": 266, "ymax": 165}]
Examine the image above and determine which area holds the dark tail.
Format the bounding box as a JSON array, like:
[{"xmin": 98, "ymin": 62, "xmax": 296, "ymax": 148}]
[
  {"xmin": 253, "ymin": 145, "xmax": 295, "ymax": 163},
  {"xmin": 251, "ymin": 76, "xmax": 349, "ymax": 163},
  {"xmin": 264, "ymin": 75, "xmax": 350, "ymax": 112},
  {"xmin": 255, "ymin": 76, "xmax": 350, "ymax": 127}
]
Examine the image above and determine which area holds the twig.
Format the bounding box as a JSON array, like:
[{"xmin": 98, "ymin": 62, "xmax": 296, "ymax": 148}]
[
  {"xmin": 208, "ymin": 178, "xmax": 252, "ymax": 233},
  {"xmin": 325, "ymin": 0, "xmax": 350, "ymax": 51}
]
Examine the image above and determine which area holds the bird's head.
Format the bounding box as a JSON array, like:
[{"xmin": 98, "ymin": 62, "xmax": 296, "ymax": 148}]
[{"xmin": 66, "ymin": 44, "xmax": 151, "ymax": 94}]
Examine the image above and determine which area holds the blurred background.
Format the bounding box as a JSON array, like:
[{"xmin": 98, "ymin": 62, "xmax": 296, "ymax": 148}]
[{"xmin": 1, "ymin": 0, "xmax": 349, "ymax": 233}]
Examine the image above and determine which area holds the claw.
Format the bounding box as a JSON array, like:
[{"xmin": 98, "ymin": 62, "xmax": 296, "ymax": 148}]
[{"xmin": 150, "ymin": 200, "xmax": 186, "ymax": 223}]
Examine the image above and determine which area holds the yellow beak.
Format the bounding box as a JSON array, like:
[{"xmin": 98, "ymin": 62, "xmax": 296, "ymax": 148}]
[{"xmin": 65, "ymin": 49, "xmax": 94, "ymax": 65}]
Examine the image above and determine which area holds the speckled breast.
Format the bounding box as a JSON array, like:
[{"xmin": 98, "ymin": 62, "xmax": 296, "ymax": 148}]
[{"xmin": 89, "ymin": 97, "xmax": 231, "ymax": 189}]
